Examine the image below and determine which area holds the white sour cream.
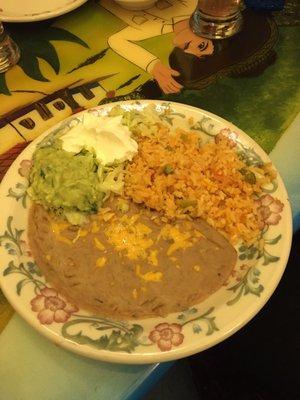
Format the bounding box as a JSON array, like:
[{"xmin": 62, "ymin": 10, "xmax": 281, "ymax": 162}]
[{"xmin": 61, "ymin": 113, "xmax": 138, "ymax": 165}]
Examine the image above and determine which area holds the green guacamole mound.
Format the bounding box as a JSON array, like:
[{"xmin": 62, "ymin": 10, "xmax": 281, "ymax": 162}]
[{"xmin": 27, "ymin": 146, "xmax": 104, "ymax": 216}]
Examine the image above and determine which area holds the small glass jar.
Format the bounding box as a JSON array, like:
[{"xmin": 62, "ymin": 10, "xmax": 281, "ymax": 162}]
[
  {"xmin": 190, "ymin": 0, "xmax": 243, "ymax": 39},
  {"xmin": 0, "ymin": 22, "xmax": 20, "ymax": 73}
]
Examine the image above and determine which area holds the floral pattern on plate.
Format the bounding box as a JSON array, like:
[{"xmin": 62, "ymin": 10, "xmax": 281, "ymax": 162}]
[{"xmin": 0, "ymin": 101, "xmax": 292, "ymax": 363}]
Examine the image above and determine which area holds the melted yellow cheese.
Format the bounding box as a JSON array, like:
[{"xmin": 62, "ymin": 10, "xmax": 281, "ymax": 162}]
[
  {"xmin": 102, "ymin": 212, "xmax": 115, "ymax": 222},
  {"xmin": 97, "ymin": 208, "xmax": 115, "ymax": 222},
  {"xmin": 159, "ymin": 224, "xmax": 193, "ymax": 256},
  {"xmin": 72, "ymin": 228, "xmax": 88, "ymax": 243},
  {"xmin": 94, "ymin": 237, "xmax": 105, "ymax": 251},
  {"xmin": 132, "ymin": 288, "xmax": 138, "ymax": 299},
  {"xmin": 121, "ymin": 214, "xmax": 139, "ymax": 224},
  {"xmin": 50, "ymin": 221, "xmax": 72, "ymax": 245},
  {"xmin": 91, "ymin": 221, "xmax": 100, "ymax": 233},
  {"xmin": 148, "ymin": 250, "xmax": 158, "ymax": 266},
  {"xmin": 135, "ymin": 222, "xmax": 152, "ymax": 235},
  {"xmin": 96, "ymin": 257, "xmax": 106, "ymax": 268},
  {"xmin": 105, "ymin": 214, "xmax": 153, "ymax": 260},
  {"xmin": 135, "ymin": 265, "xmax": 162, "ymax": 282},
  {"xmin": 194, "ymin": 229, "xmax": 205, "ymax": 239},
  {"xmin": 99, "ymin": 207, "xmax": 112, "ymax": 214},
  {"xmin": 193, "ymin": 265, "xmax": 202, "ymax": 272}
]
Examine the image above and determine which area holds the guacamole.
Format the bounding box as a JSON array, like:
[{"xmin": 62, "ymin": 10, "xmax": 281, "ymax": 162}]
[{"xmin": 27, "ymin": 147, "xmax": 104, "ymax": 219}]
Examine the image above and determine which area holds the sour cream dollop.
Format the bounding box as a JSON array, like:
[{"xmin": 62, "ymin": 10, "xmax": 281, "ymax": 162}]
[{"xmin": 61, "ymin": 113, "xmax": 138, "ymax": 165}]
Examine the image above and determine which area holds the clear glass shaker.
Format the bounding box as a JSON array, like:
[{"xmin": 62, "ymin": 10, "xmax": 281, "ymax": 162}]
[
  {"xmin": 190, "ymin": 0, "xmax": 243, "ymax": 39},
  {"xmin": 0, "ymin": 22, "xmax": 20, "ymax": 73}
]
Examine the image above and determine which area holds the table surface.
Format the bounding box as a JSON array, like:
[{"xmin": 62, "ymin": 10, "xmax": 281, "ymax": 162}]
[{"xmin": 0, "ymin": 1, "xmax": 299, "ymax": 399}]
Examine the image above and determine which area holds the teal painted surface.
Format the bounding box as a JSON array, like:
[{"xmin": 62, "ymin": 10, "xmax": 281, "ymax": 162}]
[
  {"xmin": 0, "ymin": 315, "xmax": 167, "ymax": 400},
  {"xmin": 270, "ymin": 113, "xmax": 300, "ymax": 231}
]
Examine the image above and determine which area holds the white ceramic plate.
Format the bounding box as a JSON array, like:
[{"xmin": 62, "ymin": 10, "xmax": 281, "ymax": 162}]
[
  {"xmin": 0, "ymin": 0, "xmax": 88, "ymax": 22},
  {"xmin": 0, "ymin": 101, "xmax": 292, "ymax": 364}
]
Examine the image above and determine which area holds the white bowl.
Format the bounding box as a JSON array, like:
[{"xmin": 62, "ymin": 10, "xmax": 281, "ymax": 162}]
[{"xmin": 113, "ymin": 0, "xmax": 157, "ymax": 10}]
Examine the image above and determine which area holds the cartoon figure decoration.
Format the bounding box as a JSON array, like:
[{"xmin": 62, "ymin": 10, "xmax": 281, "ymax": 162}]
[
  {"xmin": 102, "ymin": 0, "xmax": 214, "ymax": 93},
  {"xmin": 0, "ymin": 0, "xmax": 297, "ymax": 178}
]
